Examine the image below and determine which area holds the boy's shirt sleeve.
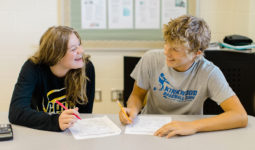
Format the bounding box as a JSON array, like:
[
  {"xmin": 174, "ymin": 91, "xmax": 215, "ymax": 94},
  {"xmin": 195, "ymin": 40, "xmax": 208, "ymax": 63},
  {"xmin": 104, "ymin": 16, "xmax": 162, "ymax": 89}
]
[
  {"xmin": 207, "ymin": 66, "xmax": 235, "ymax": 105},
  {"xmin": 130, "ymin": 51, "xmax": 156, "ymax": 90}
]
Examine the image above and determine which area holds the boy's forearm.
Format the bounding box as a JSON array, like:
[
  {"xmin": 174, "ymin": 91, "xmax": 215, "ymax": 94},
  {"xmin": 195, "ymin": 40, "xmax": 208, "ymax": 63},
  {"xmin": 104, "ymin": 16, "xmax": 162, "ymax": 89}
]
[
  {"xmin": 127, "ymin": 95, "xmax": 144, "ymax": 114},
  {"xmin": 191, "ymin": 111, "xmax": 248, "ymax": 132}
]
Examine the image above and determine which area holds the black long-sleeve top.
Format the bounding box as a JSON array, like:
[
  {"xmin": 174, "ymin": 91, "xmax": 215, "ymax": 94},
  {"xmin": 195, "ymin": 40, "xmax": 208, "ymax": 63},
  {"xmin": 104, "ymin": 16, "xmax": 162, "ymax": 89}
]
[{"xmin": 9, "ymin": 59, "xmax": 95, "ymax": 131}]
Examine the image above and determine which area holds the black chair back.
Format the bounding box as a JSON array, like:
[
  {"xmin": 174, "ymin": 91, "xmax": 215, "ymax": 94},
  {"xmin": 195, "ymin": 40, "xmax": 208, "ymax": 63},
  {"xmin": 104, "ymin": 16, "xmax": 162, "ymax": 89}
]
[
  {"xmin": 204, "ymin": 50, "xmax": 255, "ymax": 116},
  {"xmin": 123, "ymin": 56, "xmax": 141, "ymax": 107}
]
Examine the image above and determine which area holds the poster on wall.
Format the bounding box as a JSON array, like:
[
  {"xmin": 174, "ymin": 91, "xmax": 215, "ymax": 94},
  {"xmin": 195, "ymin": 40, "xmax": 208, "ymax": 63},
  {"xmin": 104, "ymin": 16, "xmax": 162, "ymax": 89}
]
[
  {"xmin": 161, "ymin": 0, "xmax": 187, "ymax": 27},
  {"xmin": 108, "ymin": 0, "xmax": 133, "ymax": 29},
  {"xmin": 135, "ymin": 0, "xmax": 160, "ymax": 29},
  {"xmin": 81, "ymin": 0, "xmax": 107, "ymax": 29}
]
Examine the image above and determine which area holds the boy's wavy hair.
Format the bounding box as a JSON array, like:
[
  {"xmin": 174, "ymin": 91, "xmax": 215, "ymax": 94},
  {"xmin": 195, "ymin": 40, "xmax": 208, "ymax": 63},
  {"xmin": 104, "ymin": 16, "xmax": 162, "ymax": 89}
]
[
  {"xmin": 30, "ymin": 26, "xmax": 89, "ymax": 106},
  {"xmin": 163, "ymin": 15, "xmax": 211, "ymax": 53}
]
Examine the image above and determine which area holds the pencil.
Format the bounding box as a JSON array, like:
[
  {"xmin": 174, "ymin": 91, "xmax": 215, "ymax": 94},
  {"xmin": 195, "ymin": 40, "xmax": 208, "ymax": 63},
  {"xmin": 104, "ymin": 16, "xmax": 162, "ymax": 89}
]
[
  {"xmin": 55, "ymin": 100, "xmax": 81, "ymax": 120},
  {"xmin": 116, "ymin": 100, "xmax": 132, "ymax": 122}
]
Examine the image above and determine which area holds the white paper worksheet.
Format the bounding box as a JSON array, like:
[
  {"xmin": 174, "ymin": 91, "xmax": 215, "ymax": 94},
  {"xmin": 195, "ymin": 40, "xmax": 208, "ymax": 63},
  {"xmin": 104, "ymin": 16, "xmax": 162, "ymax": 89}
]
[
  {"xmin": 125, "ymin": 116, "xmax": 171, "ymax": 135},
  {"xmin": 69, "ymin": 116, "xmax": 121, "ymax": 140}
]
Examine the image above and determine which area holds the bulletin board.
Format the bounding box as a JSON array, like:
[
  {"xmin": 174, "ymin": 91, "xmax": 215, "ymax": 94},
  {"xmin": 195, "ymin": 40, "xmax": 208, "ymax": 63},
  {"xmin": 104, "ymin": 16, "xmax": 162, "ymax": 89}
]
[{"xmin": 69, "ymin": 0, "xmax": 188, "ymax": 41}]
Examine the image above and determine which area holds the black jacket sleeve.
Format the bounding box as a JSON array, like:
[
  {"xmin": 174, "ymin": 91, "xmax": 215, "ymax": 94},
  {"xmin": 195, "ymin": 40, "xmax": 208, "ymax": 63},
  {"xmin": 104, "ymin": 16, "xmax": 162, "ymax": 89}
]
[
  {"xmin": 78, "ymin": 60, "xmax": 95, "ymax": 113},
  {"xmin": 8, "ymin": 60, "xmax": 61, "ymax": 132}
]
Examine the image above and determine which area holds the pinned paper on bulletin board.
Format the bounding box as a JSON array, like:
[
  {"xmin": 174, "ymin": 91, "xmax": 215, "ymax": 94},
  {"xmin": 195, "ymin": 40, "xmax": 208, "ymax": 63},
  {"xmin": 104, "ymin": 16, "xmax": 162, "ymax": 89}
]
[{"xmin": 69, "ymin": 0, "xmax": 188, "ymax": 41}]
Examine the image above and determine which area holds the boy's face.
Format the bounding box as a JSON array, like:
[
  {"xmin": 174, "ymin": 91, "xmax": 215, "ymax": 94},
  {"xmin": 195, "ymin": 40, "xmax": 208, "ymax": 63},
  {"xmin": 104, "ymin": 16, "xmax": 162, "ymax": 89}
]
[{"xmin": 164, "ymin": 42, "xmax": 201, "ymax": 72}]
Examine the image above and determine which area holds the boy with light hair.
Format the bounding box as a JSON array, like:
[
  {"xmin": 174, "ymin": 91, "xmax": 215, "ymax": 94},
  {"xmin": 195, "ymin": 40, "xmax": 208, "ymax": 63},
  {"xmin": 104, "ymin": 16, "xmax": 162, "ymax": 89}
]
[{"xmin": 119, "ymin": 15, "xmax": 247, "ymax": 138}]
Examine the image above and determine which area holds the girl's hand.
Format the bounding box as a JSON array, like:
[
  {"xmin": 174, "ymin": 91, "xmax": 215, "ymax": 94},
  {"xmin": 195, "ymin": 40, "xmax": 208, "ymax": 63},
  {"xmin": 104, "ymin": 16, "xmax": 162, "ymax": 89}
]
[{"xmin": 58, "ymin": 107, "xmax": 80, "ymax": 130}]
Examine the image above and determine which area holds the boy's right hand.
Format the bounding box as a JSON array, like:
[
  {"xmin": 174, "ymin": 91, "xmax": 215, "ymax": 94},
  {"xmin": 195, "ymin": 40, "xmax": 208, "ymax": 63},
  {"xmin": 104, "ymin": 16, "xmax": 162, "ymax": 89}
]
[{"xmin": 119, "ymin": 108, "xmax": 137, "ymax": 125}]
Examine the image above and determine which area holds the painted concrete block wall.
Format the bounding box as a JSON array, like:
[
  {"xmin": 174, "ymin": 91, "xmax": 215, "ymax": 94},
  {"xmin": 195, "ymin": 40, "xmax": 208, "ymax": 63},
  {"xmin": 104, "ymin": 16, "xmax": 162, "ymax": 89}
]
[
  {"xmin": 199, "ymin": 0, "xmax": 255, "ymax": 42},
  {"xmin": 0, "ymin": 0, "xmax": 58, "ymax": 111}
]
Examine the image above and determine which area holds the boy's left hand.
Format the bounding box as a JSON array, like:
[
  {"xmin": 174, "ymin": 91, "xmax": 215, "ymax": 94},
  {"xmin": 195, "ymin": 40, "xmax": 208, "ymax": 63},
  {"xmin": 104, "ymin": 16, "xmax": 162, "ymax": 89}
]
[{"xmin": 154, "ymin": 121, "xmax": 198, "ymax": 138}]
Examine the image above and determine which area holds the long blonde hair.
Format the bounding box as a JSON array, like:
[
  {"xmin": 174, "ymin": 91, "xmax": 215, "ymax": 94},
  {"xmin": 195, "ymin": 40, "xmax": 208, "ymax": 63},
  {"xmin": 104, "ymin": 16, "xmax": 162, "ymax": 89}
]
[{"xmin": 30, "ymin": 26, "xmax": 89, "ymax": 105}]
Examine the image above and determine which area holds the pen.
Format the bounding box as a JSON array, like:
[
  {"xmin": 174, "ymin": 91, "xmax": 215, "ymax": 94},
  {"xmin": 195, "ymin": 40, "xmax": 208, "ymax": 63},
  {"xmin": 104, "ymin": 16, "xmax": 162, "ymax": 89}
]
[
  {"xmin": 116, "ymin": 100, "xmax": 132, "ymax": 123},
  {"xmin": 55, "ymin": 100, "xmax": 81, "ymax": 120}
]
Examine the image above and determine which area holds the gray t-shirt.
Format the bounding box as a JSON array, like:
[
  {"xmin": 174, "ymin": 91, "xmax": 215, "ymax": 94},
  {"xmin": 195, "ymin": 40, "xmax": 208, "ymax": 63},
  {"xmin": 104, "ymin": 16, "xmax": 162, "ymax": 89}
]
[{"xmin": 131, "ymin": 49, "xmax": 235, "ymax": 115}]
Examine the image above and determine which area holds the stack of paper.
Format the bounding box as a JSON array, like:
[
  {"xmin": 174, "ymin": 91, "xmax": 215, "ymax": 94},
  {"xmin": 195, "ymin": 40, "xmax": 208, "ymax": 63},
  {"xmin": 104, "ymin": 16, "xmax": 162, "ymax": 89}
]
[
  {"xmin": 125, "ymin": 116, "xmax": 171, "ymax": 135},
  {"xmin": 219, "ymin": 42, "xmax": 255, "ymax": 51},
  {"xmin": 69, "ymin": 116, "xmax": 121, "ymax": 140}
]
